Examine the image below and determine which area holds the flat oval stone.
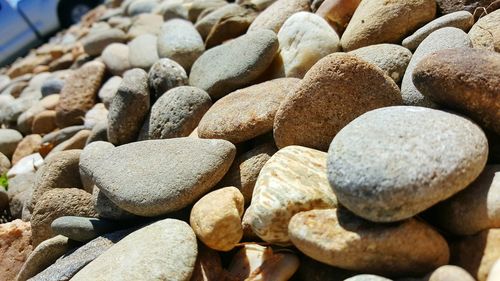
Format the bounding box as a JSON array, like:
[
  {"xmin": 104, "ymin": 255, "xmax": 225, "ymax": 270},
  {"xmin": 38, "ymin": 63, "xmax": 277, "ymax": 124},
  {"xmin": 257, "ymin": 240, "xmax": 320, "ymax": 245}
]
[
  {"xmin": 469, "ymin": 9, "xmax": 500, "ymax": 52},
  {"xmin": 51, "ymin": 216, "xmax": 122, "ymax": 242},
  {"xmin": 189, "ymin": 29, "xmax": 279, "ymax": 100},
  {"xmin": 248, "ymin": 0, "xmax": 310, "ymax": 33},
  {"xmin": 327, "ymin": 106, "xmax": 488, "ymax": 222},
  {"xmin": 402, "ymin": 11, "xmax": 474, "ymax": 51},
  {"xmin": 128, "ymin": 34, "xmax": 159, "ymax": 70},
  {"xmin": 401, "ymin": 27, "xmax": 472, "ymax": 107},
  {"xmin": 273, "ymin": 53, "xmax": 401, "ymax": 151},
  {"xmin": 247, "ymin": 145, "xmax": 337, "ymax": 245},
  {"xmin": 341, "ymin": 0, "xmax": 436, "ymax": 51},
  {"xmin": 413, "ymin": 48, "xmax": 500, "ymax": 135},
  {"xmin": 92, "ymin": 138, "xmax": 236, "ymax": 216},
  {"xmin": 198, "ymin": 78, "xmax": 299, "ymax": 144},
  {"xmin": 275, "ymin": 12, "xmax": 340, "ymax": 78},
  {"xmin": 147, "ymin": 58, "xmax": 188, "ymax": 101},
  {"xmin": 288, "ymin": 208, "xmax": 449, "ymax": 276},
  {"xmin": 71, "ymin": 219, "xmax": 197, "ymax": 281},
  {"xmin": 82, "ymin": 28, "xmax": 126, "ymax": 56}
]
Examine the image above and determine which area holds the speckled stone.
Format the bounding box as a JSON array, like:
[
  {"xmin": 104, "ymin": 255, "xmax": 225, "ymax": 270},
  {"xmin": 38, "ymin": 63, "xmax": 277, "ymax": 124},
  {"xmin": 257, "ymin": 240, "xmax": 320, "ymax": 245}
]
[
  {"xmin": 147, "ymin": 58, "xmax": 188, "ymax": 101},
  {"xmin": 413, "ymin": 48, "xmax": 500, "ymax": 135},
  {"xmin": 469, "ymin": 9, "xmax": 500, "ymax": 52},
  {"xmin": 289, "ymin": 208, "xmax": 449, "ymax": 277},
  {"xmin": 198, "ymin": 78, "xmax": 299, "ymax": 144},
  {"xmin": 401, "ymin": 27, "xmax": 472, "ymax": 107},
  {"xmin": 327, "ymin": 106, "xmax": 489, "ymax": 222},
  {"xmin": 402, "ymin": 11, "xmax": 474, "ymax": 51},
  {"xmin": 190, "ymin": 187, "xmax": 244, "ymax": 251},
  {"xmin": 71, "ymin": 219, "xmax": 198, "ymax": 281},
  {"xmin": 248, "ymin": 0, "xmax": 310, "ymax": 33},
  {"xmin": 273, "ymin": 53, "xmax": 401, "ymax": 151},
  {"xmin": 0, "ymin": 220, "xmax": 33, "ymax": 281},
  {"xmin": 247, "ymin": 145, "xmax": 337, "ymax": 245},
  {"xmin": 349, "ymin": 44, "xmax": 412, "ymax": 83},
  {"xmin": 341, "ymin": 0, "xmax": 436, "ymax": 51}
]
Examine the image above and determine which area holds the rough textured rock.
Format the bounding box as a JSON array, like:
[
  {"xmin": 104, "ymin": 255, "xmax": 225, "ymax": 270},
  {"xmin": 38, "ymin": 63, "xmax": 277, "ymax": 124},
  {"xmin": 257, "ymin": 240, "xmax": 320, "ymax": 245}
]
[
  {"xmin": 8, "ymin": 172, "xmax": 35, "ymax": 219},
  {"xmin": 273, "ymin": 53, "xmax": 401, "ymax": 151},
  {"xmin": 217, "ymin": 143, "xmax": 277, "ymax": 203},
  {"xmin": 430, "ymin": 165, "xmax": 500, "ymax": 235},
  {"xmin": 101, "ymin": 43, "xmax": 131, "ymax": 76},
  {"xmin": 189, "ymin": 29, "xmax": 279, "ymax": 100},
  {"xmin": 327, "ymin": 106, "xmax": 489, "ymax": 222},
  {"xmin": 275, "ymin": 12, "xmax": 340, "ymax": 78},
  {"xmin": 142, "ymin": 86, "xmax": 211, "ymax": 140},
  {"xmin": 15, "ymin": 235, "xmax": 71, "ymax": 281},
  {"xmin": 248, "ymin": 0, "xmax": 310, "ymax": 33},
  {"xmin": 401, "ymin": 27, "xmax": 472, "ymax": 107},
  {"xmin": 92, "ymin": 187, "xmax": 137, "ymax": 220},
  {"xmin": 92, "ymin": 138, "xmax": 235, "ymax": 216},
  {"xmin": 71, "ymin": 219, "xmax": 198, "ymax": 281},
  {"xmin": 341, "ymin": 0, "xmax": 436, "ymax": 51},
  {"xmin": 107, "ymin": 68, "xmax": 150, "ymax": 145},
  {"xmin": 289, "ymin": 208, "xmax": 449, "ymax": 277},
  {"xmin": 12, "ymin": 134, "xmax": 42, "ymax": 165},
  {"xmin": 55, "ymin": 61, "xmax": 105, "ymax": 128},
  {"xmin": 190, "ymin": 187, "xmax": 244, "ymax": 251},
  {"xmin": 452, "ymin": 228, "xmax": 500, "ymax": 281},
  {"xmin": 198, "ymin": 78, "xmax": 299, "ymax": 144},
  {"xmin": 422, "ymin": 265, "xmax": 476, "ymax": 281},
  {"xmin": 349, "ymin": 44, "xmax": 412, "ymax": 83},
  {"xmin": 248, "ymin": 146, "xmax": 337, "ymax": 245},
  {"xmin": 469, "ymin": 9, "xmax": 500, "ymax": 52},
  {"xmin": 51, "ymin": 216, "xmax": 121, "ymax": 242},
  {"xmin": 158, "ymin": 19, "xmax": 204, "ymax": 71},
  {"xmin": 0, "ymin": 220, "xmax": 33, "ymax": 281},
  {"xmin": 31, "ymin": 188, "xmax": 98, "ymax": 246},
  {"xmin": 0, "ymin": 129, "xmax": 23, "ymax": 159},
  {"xmin": 402, "ymin": 11, "xmax": 474, "ymax": 51},
  {"xmin": 316, "ymin": 0, "xmax": 362, "ymax": 34},
  {"xmin": 40, "ymin": 78, "xmax": 64, "ymax": 96},
  {"xmin": 86, "ymin": 121, "xmax": 108, "ymax": 144},
  {"xmin": 82, "ymin": 28, "xmax": 126, "ymax": 56},
  {"xmin": 128, "ymin": 34, "xmax": 159, "ymax": 70},
  {"xmin": 436, "ymin": 0, "xmax": 497, "ymax": 14},
  {"xmin": 413, "ymin": 48, "xmax": 500, "ymax": 135},
  {"xmin": 147, "ymin": 58, "xmax": 188, "ymax": 101}
]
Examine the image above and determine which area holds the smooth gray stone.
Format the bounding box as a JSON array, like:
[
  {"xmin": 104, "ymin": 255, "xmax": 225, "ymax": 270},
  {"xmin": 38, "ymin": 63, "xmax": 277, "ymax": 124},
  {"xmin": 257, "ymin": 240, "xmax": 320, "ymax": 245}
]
[{"xmin": 51, "ymin": 216, "xmax": 123, "ymax": 242}]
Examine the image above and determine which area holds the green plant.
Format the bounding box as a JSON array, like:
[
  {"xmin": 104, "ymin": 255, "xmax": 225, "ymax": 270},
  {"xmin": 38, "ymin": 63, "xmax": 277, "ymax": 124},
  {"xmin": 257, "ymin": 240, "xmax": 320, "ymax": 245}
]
[{"xmin": 0, "ymin": 173, "xmax": 8, "ymax": 191}]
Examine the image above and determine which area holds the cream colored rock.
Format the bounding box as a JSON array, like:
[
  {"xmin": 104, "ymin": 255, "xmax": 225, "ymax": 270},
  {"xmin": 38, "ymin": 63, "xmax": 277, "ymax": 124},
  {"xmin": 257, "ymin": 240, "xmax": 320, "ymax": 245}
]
[
  {"xmin": 289, "ymin": 208, "xmax": 449, "ymax": 276},
  {"xmin": 248, "ymin": 146, "xmax": 337, "ymax": 245},
  {"xmin": 316, "ymin": 0, "xmax": 361, "ymax": 34},
  {"xmin": 487, "ymin": 259, "xmax": 500, "ymax": 281},
  {"xmin": 248, "ymin": 0, "xmax": 310, "ymax": 33},
  {"xmin": 275, "ymin": 12, "xmax": 340, "ymax": 78},
  {"xmin": 424, "ymin": 265, "xmax": 475, "ymax": 281},
  {"xmin": 227, "ymin": 244, "xmax": 300, "ymax": 281},
  {"xmin": 469, "ymin": 9, "xmax": 500, "ymax": 52},
  {"xmin": 341, "ymin": 0, "xmax": 436, "ymax": 51},
  {"xmin": 190, "ymin": 187, "xmax": 244, "ymax": 251}
]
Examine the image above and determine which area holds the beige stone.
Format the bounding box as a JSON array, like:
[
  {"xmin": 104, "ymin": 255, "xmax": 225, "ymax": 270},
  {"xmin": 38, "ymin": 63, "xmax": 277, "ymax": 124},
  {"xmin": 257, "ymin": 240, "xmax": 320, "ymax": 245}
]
[
  {"xmin": 469, "ymin": 9, "xmax": 500, "ymax": 52},
  {"xmin": 0, "ymin": 220, "xmax": 33, "ymax": 281},
  {"xmin": 248, "ymin": 0, "xmax": 310, "ymax": 33},
  {"xmin": 11, "ymin": 134, "xmax": 42, "ymax": 165}
]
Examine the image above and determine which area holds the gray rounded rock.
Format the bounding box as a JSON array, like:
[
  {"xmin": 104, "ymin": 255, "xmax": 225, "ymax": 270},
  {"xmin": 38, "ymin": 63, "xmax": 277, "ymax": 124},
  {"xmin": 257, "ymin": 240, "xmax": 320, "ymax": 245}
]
[
  {"xmin": 85, "ymin": 121, "xmax": 108, "ymax": 144},
  {"xmin": 349, "ymin": 44, "xmax": 412, "ymax": 83},
  {"xmin": 157, "ymin": 19, "xmax": 205, "ymax": 71},
  {"xmin": 42, "ymin": 125, "xmax": 86, "ymax": 146},
  {"xmin": 401, "ymin": 27, "xmax": 472, "ymax": 107},
  {"xmin": 128, "ymin": 34, "xmax": 160, "ymax": 70},
  {"xmin": 40, "ymin": 78, "xmax": 64, "ymax": 97},
  {"xmin": 79, "ymin": 141, "xmax": 115, "ymax": 191},
  {"xmin": 51, "ymin": 216, "xmax": 122, "ymax": 242},
  {"xmin": 93, "ymin": 187, "xmax": 137, "ymax": 220},
  {"xmin": 82, "ymin": 28, "xmax": 126, "ymax": 56},
  {"xmin": 71, "ymin": 219, "xmax": 198, "ymax": 281},
  {"xmin": 107, "ymin": 68, "xmax": 150, "ymax": 145},
  {"xmin": 92, "ymin": 138, "xmax": 236, "ymax": 217},
  {"xmin": 147, "ymin": 58, "xmax": 188, "ymax": 101},
  {"xmin": 0, "ymin": 129, "xmax": 23, "ymax": 159},
  {"xmin": 327, "ymin": 106, "xmax": 489, "ymax": 222},
  {"xmin": 189, "ymin": 29, "xmax": 279, "ymax": 100},
  {"xmin": 143, "ymin": 86, "xmax": 212, "ymax": 140}
]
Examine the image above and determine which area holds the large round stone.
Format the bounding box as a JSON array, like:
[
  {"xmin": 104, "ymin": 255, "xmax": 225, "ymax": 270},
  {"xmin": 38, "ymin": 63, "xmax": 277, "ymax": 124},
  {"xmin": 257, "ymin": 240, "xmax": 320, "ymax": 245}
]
[{"xmin": 327, "ymin": 106, "xmax": 489, "ymax": 222}]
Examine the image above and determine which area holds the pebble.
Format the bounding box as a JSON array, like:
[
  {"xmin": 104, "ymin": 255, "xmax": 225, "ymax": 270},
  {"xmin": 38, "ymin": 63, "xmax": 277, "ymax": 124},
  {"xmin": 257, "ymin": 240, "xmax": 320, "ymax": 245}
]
[
  {"xmin": 31, "ymin": 110, "xmax": 57, "ymax": 134},
  {"xmin": 55, "ymin": 61, "xmax": 105, "ymax": 128},
  {"xmin": 147, "ymin": 58, "xmax": 188, "ymax": 101},
  {"xmin": 11, "ymin": 134, "xmax": 42, "ymax": 165},
  {"xmin": 190, "ymin": 187, "xmax": 244, "ymax": 251},
  {"xmin": 127, "ymin": 0, "xmax": 158, "ymax": 16},
  {"xmin": 288, "ymin": 208, "xmax": 449, "ymax": 276},
  {"xmin": 107, "ymin": 68, "xmax": 150, "ymax": 145},
  {"xmin": 0, "ymin": 220, "xmax": 33, "ymax": 281},
  {"xmin": 127, "ymin": 34, "xmax": 159, "ymax": 70},
  {"xmin": 248, "ymin": 145, "xmax": 337, "ymax": 245},
  {"xmin": 98, "ymin": 76, "xmax": 122, "ymax": 108},
  {"xmin": 84, "ymin": 103, "xmax": 108, "ymax": 128},
  {"xmin": 469, "ymin": 9, "xmax": 500, "ymax": 52},
  {"xmin": 71, "ymin": 219, "xmax": 197, "ymax": 281},
  {"xmin": 341, "ymin": 0, "xmax": 436, "ymax": 51},
  {"xmin": 423, "ymin": 265, "xmax": 475, "ymax": 281},
  {"xmin": 0, "ymin": 152, "xmax": 10, "ymax": 175},
  {"xmin": 349, "ymin": 43, "xmax": 412, "ymax": 83},
  {"xmin": 82, "ymin": 28, "xmax": 126, "ymax": 56},
  {"xmin": 40, "ymin": 78, "xmax": 64, "ymax": 96},
  {"xmin": 436, "ymin": 0, "xmax": 497, "ymax": 14},
  {"xmin": 0, "ymin": 129, "xmax": 23, "ymax": 159},
  {"xmin": 327, "ymin": 106, "xmax": 488, "ymax": 222},
  {"xmin": 275, "ymin": 12, "xmax": 340, "ymax": 78},
  {"xmin": 45, "ymin": 129, "xmax": 90, "ymax": 158},
  {"xmin": 194, "ymin": 4, "xmax": 247, "ymax": 39},
  {"xmin": 248, "ymin": 0, "xmax": 310, "ymax": 33},
  {"xmin": 51, "ymin": 216, "xmax": 121, "ymax": 242},
  {"xmin": 315, "ymin": 0, "xmax": 362, "ymax": 34},
  {"xmin": 401, "ymin": 27, "xmax": 472, "ymax": 107},
  {"xmin": 344, "ymin": 275, "xmax": 392, "ymax": 281},
  {"xmin": 402, "ymin": 11, "xmax": 474, "ymax": 51},
  {"xmin": 6, "ymin": 153, "xmax": 43, "ymax": 179},
  {"xmin": 413, "ymin": 48, "xmax": 500, "ymax": 135},
  {"xmin": 91, "ymin": 138, "xmax": 235, "ymax": 216},
  {"xmin": 189, "ymin": 29, "xmax": 279, "ymax": 100},
  {"xmin": 142, "ymin": 86, "xmax": 212, "ymax": 140},
  {"xmin": 198, "ymin": 78, "xmax": 299, "ymax": 143},
  {"xmin": 488, "ymin": 259, "xmax": 500, "ymax": 281},
  {"xmin": 157, "ymin": 19, "xmax": 205, "ymax": 71},
  {"xmin": 42, "ymin": 125, "xmax": 86, "ymax": 146},
  {"xmin": 101, "ymin": 43, "xmax": 131, "ymax": 76},
  {"xmin": 86, "ymin": 122, "xmax": 108, "ymax": 144},
  {"xmin": 79, "ymin": 141, "xmax": 114, "ymax": 191},
  {"xmin": 273, "ymin": 53, "xmax": 401, "ymax": 151},
  {"xmin": 127, "ymin": 13, "xmax": 163, "ymax": 39}
]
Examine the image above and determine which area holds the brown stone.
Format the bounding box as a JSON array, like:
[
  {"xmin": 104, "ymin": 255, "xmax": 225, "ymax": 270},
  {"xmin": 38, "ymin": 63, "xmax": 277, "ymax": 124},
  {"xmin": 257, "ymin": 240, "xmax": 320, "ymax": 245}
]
[
  {"xmin": 413, "ymin": 48, "xmax": 500, "ymax": 135},
  {"xmin": 205, "ymin": 7, "xmax": 258, "ymax": 48},
  {"xmin": 273, "ymin": 53, "xmax": 402, "ymax": 151},
  {"xmin": 31, "ymin": 110, "xmax": 57, "ymax": 135},
  {"xmin": 11, "ymin": 134, "xmax": 42, "ymax": 165},
  {"xmin": 55, "ymin": 61, "xmax": 105, "ymax": 128},
  {"xmin": 0, "ymin": 220, "xmax": 33, "ymax": 281},
  {"xmin": 316, "ymin": 0, "xmax": 361, "ymax": 34}
]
